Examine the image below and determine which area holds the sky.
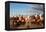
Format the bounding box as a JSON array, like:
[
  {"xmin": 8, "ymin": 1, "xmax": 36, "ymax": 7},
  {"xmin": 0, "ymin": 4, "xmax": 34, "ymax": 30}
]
[{"xmin": 10, "ymin": 3, "xmax": 43, "ymax": 17}]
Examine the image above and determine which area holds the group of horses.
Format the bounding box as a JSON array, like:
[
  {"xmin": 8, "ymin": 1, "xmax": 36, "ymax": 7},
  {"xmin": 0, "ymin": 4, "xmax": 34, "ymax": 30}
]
[{"xmin": 10, "ymin": 15, "xmax": 44, "ymax": 28}]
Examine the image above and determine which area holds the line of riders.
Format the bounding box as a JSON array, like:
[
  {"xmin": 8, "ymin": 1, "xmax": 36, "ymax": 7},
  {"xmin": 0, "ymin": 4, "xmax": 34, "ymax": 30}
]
[{"xmin": 10, "ymin": 15, "xmax": 44, "ymax": 27}]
